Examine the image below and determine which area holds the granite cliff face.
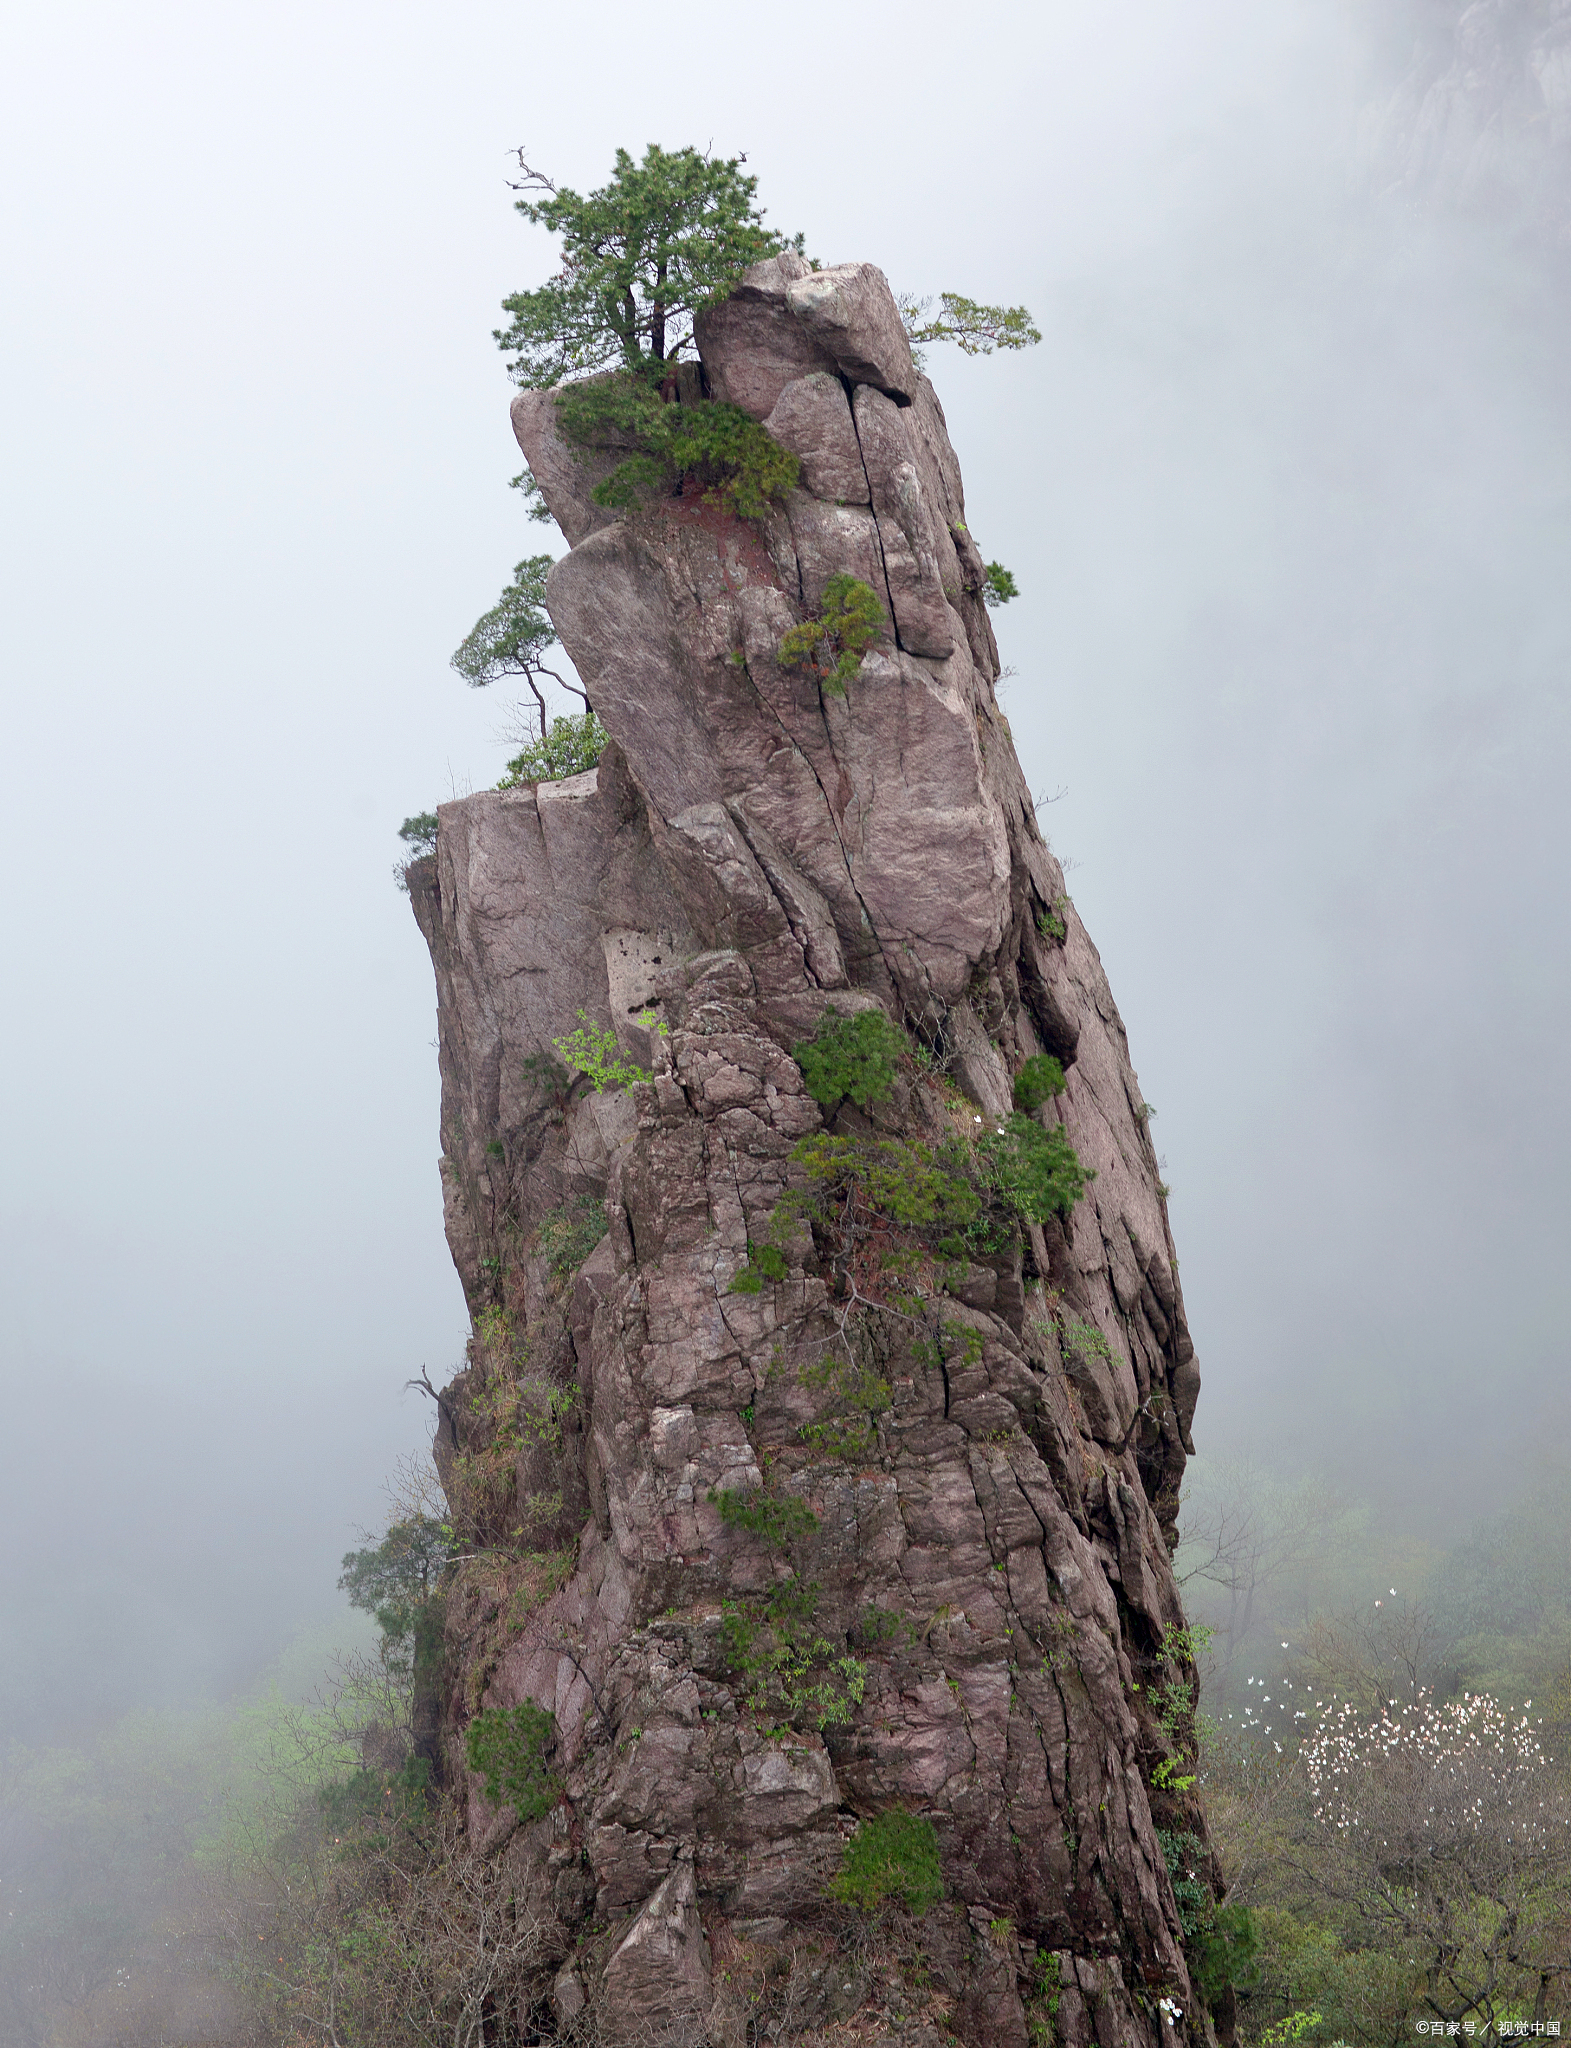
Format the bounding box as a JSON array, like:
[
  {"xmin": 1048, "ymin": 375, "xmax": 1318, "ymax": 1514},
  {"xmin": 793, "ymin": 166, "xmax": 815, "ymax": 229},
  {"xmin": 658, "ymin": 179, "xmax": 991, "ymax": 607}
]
[{"xmin": 409, "ymin": 254, "xmax": 1214, "ymax": 2048}]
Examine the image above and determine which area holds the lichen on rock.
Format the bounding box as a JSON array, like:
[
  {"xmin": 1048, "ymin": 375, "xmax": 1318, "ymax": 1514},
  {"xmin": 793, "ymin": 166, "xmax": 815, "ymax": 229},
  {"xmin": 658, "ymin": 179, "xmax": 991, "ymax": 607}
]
[{"xmin": 408, "ymin": 256, "xmax": 1216, "ymax": 2048}]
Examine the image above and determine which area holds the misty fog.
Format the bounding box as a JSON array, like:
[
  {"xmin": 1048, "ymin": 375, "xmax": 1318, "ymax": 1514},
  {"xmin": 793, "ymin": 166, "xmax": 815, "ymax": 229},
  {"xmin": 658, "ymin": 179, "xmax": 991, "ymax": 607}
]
[{"xmin": 2, "ymin": 0, "xmax": 1567, "ymax": 2037}]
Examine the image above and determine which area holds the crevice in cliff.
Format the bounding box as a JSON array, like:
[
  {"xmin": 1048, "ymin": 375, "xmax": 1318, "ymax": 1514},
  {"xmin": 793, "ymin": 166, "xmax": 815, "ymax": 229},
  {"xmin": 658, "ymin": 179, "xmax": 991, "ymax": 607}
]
[
  {"xmin": 722, "ymin": 801, "xmax": 826, "ymax": 991},
  {"xmin": 728, "ymin": 649, "xmax": 911, "ymax": 1005},
  {"xmin": 842, "ymin": 371, "xmax": 905, "ymax": 655}
]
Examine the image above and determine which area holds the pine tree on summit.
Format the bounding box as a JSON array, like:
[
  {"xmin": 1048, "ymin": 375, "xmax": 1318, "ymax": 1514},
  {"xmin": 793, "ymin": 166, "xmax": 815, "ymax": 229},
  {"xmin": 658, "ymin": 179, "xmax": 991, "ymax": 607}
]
[
  {"xmin": 423, "ymin": 143, "xmax": 1042, "ymax": 836},
  {"xmin": 494, "ymin": 144, "xmax": 802, "ymax": 388}
]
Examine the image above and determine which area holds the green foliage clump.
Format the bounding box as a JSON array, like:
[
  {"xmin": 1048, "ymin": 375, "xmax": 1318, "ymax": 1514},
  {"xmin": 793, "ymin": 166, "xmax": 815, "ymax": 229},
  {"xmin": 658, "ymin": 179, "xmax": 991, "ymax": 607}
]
[
  {"xmin": 496, "ymin": 145, "xmax": 802, "ymax": 386},
  {"xmin": 1060, "ymin": 1316, "xmax": 1115, "ymax": 1368},
  {"xmin": 792, "ymin": 1008, "xmax": 904, "ymax": 1112},
  {"xmin": 828, "ymin": 1809, "xmax": 945, "ymax": 1914},
  {"xmin": 338, "ymin": 1516, "xmax": 453, "ymax": 1674},
  {"xmin": 1026, "ymin": 1951, "xmax": 1062, "ymax": 2046},
  {"xmin": 464, "ymin": 1699, "xmax": 560, "ymax": 1821},
  {"xmin": 777, "ymin": 574, "xmax": 886, "ymax": 696},
  {"xmin": 1157, "ymin": 1827, "xmax": 1211, "ymax": 1938},
  {"xmin": 536, "ymin": 1196, "xmax": 609, "ymax": 1277},
  {"xmin": 764, "ymin": 1095, "xmax": 1091, "ymax": 1293},
  {"xmin": 719, "ymin": 1578, "xmax": 867, "ymax": 1731},
  {"xmin": 498, "ymin": 710, "xmax": 608, "ymax": 787},
  {"xmin": 563, "ymin": 376, "xmax": 801, "ymax": 520},
  {"xmin": 1012, "ymin": 1053, "xmax": 1066, "ymax": 1113},
  {"xmin": 551, "ymin": 1009, "xmax": 664, "ymax": 1092},
  {"xmin": 709, "ymin": 1484, "xmax": 819, "ymax": 1549},
  {"xmin": 1035, "ymin": 899, "xmax": 1068, "ymax": 942},
  {"xmin": 1142, "ymin": 1621, "xmax": 1213, "ymax": 1752},
  {"xmin": 798, "ymin": 1350, "xmax": 892, "ymax": 1462},
  {"xmin": 856, "ymin": 1604, "xmax": 910, "ymax": 1646},
  {"xmin": 983, "ymin": 562, "xmax": 1019, "ymax": 607},
  {"xmin": 652, "ymin": 398, "xmax": 799, "ymax": 518},
  {"xmin": 1192, "ymin": 1902, "xmax": 1262, "ymax": 2003},
  {"xmin": 792, "ymin": 1133, "xmax": 983, "ymax": 1238},
  {"xmin": 729, "ymin": 1240, "xmax": 790, "ymax": 1294},
  {"xmin": 1154, "ymin": 1826, "xmax": 1259, "ymax": 2005},
  {"xmin": 898, "ymin": 291, "xmax": 1043, "ymax": 360},
  {"xmin": 397, "ymin": 812, "xmax": 438, "ymax": 858},
  {"xmin": 1261, "ymin": 2013, "xmax": 1323, "ymax": 2046},
  {"xmin": 510, "ymin": 464, "xmax": 554, "ymax": 523},
  {"xmin": 1152, "ymin": 1755, "xmax": 1198, "ymax": 1793},
  {"xmin": 974, "ymin": 1113, "xmax": 1093, "ymax": 1224},
  {"xmin": 507, "ymin": 1381, "xmax": 576, "ymax": 1454}
]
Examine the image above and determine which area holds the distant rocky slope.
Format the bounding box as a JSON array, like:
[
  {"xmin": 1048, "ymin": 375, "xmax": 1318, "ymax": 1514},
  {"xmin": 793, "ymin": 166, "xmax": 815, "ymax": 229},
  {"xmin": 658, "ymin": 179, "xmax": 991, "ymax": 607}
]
[
  {"xmin": 1363, "ymin": 0, "xmax": 1571, "ymax": 243},
  {"xmin": 408, "ymin": 254, "xmax": 1215, "ymax": 2048}
]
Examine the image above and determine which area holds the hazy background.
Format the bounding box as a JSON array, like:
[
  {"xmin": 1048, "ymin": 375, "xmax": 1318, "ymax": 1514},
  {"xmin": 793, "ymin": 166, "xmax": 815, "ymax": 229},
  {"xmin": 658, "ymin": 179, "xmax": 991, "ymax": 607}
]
[{"xmin": 2, "ymin": 0, "xmax": 1567, "ymax": 1757}]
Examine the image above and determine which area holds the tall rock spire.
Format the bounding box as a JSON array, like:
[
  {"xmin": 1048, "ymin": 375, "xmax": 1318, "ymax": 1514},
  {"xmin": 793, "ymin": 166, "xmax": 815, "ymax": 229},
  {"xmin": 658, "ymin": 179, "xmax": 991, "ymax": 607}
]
[{"xmin": 409, "ymin": 257, "xmax": 1212, "ymax": 2048}]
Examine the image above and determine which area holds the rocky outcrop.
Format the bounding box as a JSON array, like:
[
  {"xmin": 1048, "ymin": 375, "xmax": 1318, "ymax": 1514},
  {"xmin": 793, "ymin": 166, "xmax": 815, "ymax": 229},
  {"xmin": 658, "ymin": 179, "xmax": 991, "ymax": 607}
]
[{"xmin": 410, "ymin": 257, "xmax": 1212, "ymax": 2047}]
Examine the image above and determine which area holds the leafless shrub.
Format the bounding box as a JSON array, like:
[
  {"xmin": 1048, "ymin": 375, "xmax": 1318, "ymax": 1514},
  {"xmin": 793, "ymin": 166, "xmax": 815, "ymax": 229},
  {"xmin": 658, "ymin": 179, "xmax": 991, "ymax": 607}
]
[
  {"xmin": 200, "ymin": 1771, "xmax": 548, "ymax": 2046},
  {"xmin": 1289, "ymin": 1594, "xmax": 1453, "ymax": 1716}
]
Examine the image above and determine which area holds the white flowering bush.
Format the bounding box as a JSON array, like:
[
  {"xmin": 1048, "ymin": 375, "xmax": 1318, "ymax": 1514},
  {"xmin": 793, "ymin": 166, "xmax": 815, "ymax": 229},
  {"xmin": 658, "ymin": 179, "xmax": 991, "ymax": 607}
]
[
  {"xmin": 1294, "ymin": 1690, "xmax": 1571, "ymax": 2038},
  {"xmin": 1304, "ymin": 1690, "xmax": 1550, "ymax": 1840}
]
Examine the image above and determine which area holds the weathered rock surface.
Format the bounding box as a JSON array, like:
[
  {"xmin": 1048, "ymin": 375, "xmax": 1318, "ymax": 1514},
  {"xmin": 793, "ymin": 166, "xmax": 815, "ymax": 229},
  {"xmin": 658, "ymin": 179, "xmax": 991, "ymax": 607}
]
[{"xmin": 410, "ymin": 257, "xmax": 1213, "ymax": 2048}]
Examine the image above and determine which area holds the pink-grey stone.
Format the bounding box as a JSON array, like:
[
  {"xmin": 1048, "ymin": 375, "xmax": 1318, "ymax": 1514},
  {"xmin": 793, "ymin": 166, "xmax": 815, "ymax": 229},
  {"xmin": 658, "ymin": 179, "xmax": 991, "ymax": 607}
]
[
  {"xmin": 786, "ymin": 261, "xmax": 919, "ymax": 401},
  {"xmin": 763, "ymin": 371, "xmax": 870, "ymax": 504},
  {"xmin": 695, "ymin": 252, "xmax": 838, "ymax": 420}
]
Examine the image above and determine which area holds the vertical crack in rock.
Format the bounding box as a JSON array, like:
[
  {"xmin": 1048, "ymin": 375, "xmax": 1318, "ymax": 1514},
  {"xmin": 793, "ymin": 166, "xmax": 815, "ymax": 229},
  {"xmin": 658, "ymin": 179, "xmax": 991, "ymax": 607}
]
[
  {"xmin": 843, "ymin": 372, "xmax": 904, "ymax": 652},
  {"xmin": 410, "ymin": 256, "xmax": 1218, "ymax": 2048}
]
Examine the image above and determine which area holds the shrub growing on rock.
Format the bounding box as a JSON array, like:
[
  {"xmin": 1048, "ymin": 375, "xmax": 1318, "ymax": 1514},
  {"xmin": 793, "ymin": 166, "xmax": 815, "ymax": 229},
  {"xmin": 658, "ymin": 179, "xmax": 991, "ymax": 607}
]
[
  {"xmin": 777, "ymin": 574, "xmax": 886, "ymax": 696},
  {"xmin": 551, "ymin": 1010, "xmax": 662, "ymax": 1091},
  {"xmin": 708, "ymin": 1484, "xmax": 819, "ymax": 1549},
  {"xmin": 792, "ymin": 1007, "xmax": 904, "ymax": 1112},
  {"xmin": 554, "ymin": 372, "xmax": 801, "ymax": 521},
  {"xmin": 976, "ymin": 1113, "xmax": 1091, "ymax": 1224},
  {"xmin": 1012, "ymin": 1053, "xmax": 1066, "ymax": 1113},
  {"xmin": 983, "ymin": 561, "xmax": 1020, "ymax": 607},
  {"xmin": 397, "ymin": 812, "xmax": 438, "ymax": 858},
  {"xmin": 498, "ymin": 710, "xmax": 608, "ymax": 787},
  {"xmin": 718, "ymin": 1577, "xmax": 868, "ymax": 1731},
  {"xmin": 465, "ymin": 1699, "xmax": 560, "ymax": 1821},
  {"xmin": 729, "ymin": 1239, "xmax": 789, "ymax": 1294},
  {"xmin": 535, "ymin": 1196, "xmax": 608, "ymax": 1277},
  {"xmin": 791, "ymin": 1133, "xmax": 984, "ymax": 1243},
  {"xmin": 786, "ymin": 1115, "xmax": 1093, "ymax": 1269}
]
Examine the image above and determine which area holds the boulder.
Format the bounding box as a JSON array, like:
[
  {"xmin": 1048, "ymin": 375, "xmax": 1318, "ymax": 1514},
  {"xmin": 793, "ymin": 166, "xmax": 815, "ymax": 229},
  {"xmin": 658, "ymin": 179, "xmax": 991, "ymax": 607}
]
[
  {"xmin": 601, "ymin": 1859, "xmax": 711, "ymax": 2044},
  {"xmin": 696, "ymin": 252, "xmax": 838, "ymax": 419},
  {"xmin": 785, "ymin": 261, "xmax": 919, "ymax": 400},
  {"xmin": 508, "ymin": 386, "xmax": 622, "ymax": 547}
]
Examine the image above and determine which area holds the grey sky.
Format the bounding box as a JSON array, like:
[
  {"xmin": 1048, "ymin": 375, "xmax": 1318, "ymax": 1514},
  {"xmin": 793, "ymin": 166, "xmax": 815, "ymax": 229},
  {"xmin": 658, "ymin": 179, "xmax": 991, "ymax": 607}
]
[{"xmin": 3, "ymin": 0, "xmax": 1566, "ymax": 1729}]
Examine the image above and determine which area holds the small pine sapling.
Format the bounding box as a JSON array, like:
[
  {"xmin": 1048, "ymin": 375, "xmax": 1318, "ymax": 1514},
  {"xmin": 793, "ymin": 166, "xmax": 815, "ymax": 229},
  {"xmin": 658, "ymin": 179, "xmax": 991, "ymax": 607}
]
[{"xmin": 777, "ymin": 576, "xmax": 886, "ymax": 697}]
